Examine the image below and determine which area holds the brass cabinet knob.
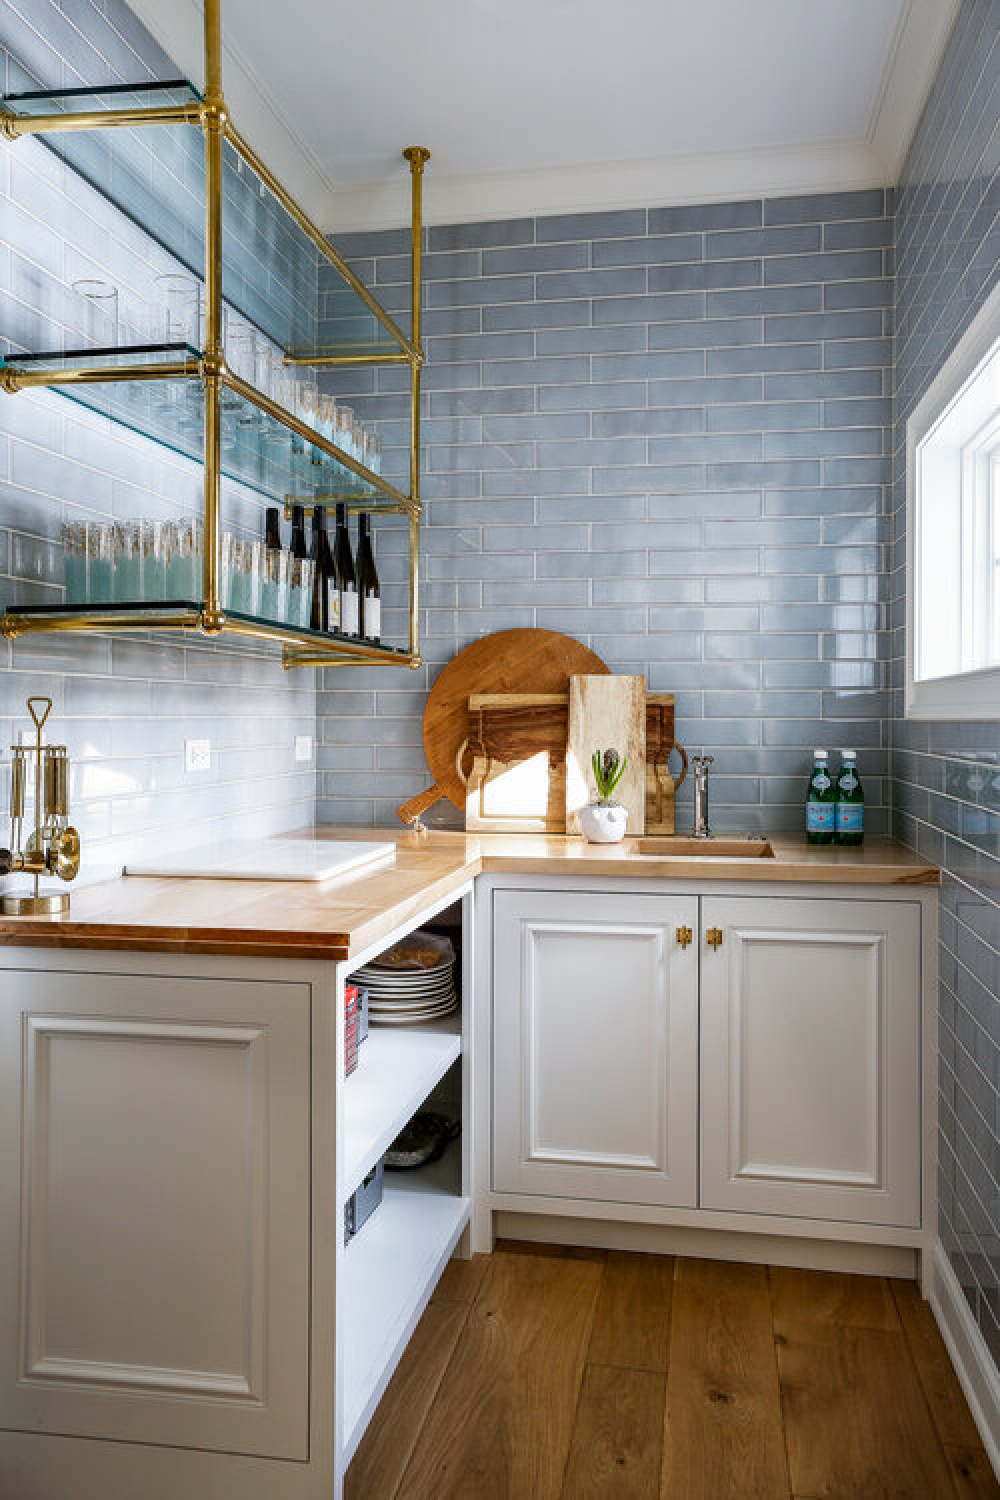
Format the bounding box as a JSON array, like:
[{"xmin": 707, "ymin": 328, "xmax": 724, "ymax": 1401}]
[
  {"xmin": 676, "ymin": 925, "xmax": 693, "ymax": 949},
  {"xmin": 706, "ymin": 927, "xmax": 724, "ymax": 951}
]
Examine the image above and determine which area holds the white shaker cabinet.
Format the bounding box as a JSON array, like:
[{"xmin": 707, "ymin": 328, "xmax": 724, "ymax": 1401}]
[
  {"xmin": 0, "ymin": 966, "xmax": 312, "ymax": 1461},
  {"xmin": 699, "ymin": 896, "xmax": 921, "ymax": 1227},
  {"xmin": 492, "ymin": 889, "xmax": 699, "ymax": 1208}
]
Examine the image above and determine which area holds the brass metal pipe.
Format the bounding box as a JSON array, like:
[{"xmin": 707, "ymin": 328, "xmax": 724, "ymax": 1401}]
[
  {"xmin": 1, "ymin": 609, "xmax": 203, "ymax": 640},
  {"xmin": 200, "ymin": 0, "xmax": 225, "ymax": 629},
  {"xmin": 285, "ymin": 350, "xmax": 419, "ymax": 368},
  {"xmin": 403, "ymin": 147, "xmax": 429, "ymax": 663},
  {"xmin": 1, "ymin": 359, "xmax": 198, "ymax": 393},
  {"xmin": 0, "ymin": 102, "xmax": 203, "ymax": 139},
  {"xmin": 224, "ymin": 119, "xmax": 418, "ymax": 364}
]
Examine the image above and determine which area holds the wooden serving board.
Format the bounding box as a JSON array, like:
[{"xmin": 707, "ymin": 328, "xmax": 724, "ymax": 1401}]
[
  {"xmin": 566, "ymin": 675, "xmax": 646, "ymax": 836},
  {"xmin": 465, "ymin": 693, "xmax": 567, "ymax": 833},
  {"xmin": 396, "ymin": 630, "xmax": 608, "ymax": 828},
  {"xmin": 461, "ymin": 686, "xmax": 687, "ymax": 835}
]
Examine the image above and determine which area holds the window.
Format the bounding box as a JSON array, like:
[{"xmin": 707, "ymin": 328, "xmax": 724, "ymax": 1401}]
[{"xmin": 907, "ymin": 280, "xmax": 1000, "ymax": 718}]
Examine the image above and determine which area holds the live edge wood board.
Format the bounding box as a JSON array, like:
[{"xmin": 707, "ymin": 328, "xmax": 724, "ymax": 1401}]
[{"xmin": 0, "ymin": 831, "xmax": 940, "ymax": 962}]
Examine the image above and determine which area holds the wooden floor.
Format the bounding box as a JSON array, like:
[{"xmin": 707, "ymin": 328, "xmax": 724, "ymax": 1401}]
[{"xmin": 346, "ymin": 1243, "xmax": 1000, "ymax": 1500}]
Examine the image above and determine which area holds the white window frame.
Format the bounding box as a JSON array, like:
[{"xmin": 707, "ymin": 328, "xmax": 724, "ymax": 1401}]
[{"xmin": 906, "ymin": 279, "xmax": 1000, "ymax": 719}]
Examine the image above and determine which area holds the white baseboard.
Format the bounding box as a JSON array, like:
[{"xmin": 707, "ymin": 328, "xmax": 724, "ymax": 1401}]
[{"xmin": 929, "ymin": 1242, "xmax": 1000, "ymax": 1478}]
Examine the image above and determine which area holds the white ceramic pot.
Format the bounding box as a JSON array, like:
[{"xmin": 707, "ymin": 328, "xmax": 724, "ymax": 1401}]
[{"xmin": 579, "ymin": 801, "xmax": 628, "ymax": 844}]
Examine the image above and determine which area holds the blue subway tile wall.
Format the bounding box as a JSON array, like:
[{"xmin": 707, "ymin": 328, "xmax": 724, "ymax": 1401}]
[
  {"xmin": 890, "ymin": 0, "xmax": 1000, "ymax": 1359},
  {"xmin": 318, "ymin": 193, "xmax": 894, "ymax": 829},
  {"xmin": 0, "ymin": 0, "xmax": 316, "ymax": 887}
]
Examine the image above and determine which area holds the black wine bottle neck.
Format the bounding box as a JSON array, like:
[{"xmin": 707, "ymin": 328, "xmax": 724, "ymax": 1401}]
[
  {"xmin": 290, "ymin": 504, "xmax": 308, "ymax": 559},
  {"xmin": 265, "ymin": 507, "xmax": 282, "ymax": 550}
]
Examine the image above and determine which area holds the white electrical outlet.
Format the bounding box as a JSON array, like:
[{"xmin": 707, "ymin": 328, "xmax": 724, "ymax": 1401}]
[
  {"xmin": 185, "ymin": 738, "xmax": 211, "ymax": 773},
  {"xmin": 294, "ymin": 735, "xmax": 313, "ymax": 763}
]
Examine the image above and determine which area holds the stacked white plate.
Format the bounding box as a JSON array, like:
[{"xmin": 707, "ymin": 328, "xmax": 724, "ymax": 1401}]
[{"xmin": 354, "ymin": 931, "xmax": 459, "ymax": 1025}]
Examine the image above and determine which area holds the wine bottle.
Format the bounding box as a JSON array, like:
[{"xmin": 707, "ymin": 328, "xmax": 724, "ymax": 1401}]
[
  {"xmin": 264, "ymin": 506, "xmax": 282, "ymax": 553},
  {"xmin": 310, "ymin": 508, "xmax": 334, "ymax": 632},
  {"xmin": 333, "ymin": 502, "xmax": 359, "ymax": 638},
  {"xmin": 357, "ymin": 513, "xmax": 381, "ymax": 643},
  {"xmin": 289, "ymin": 505, "xmax": 308, "ymax": 560}
]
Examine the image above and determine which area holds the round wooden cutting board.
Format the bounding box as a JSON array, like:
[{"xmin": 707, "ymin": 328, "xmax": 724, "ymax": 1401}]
[{"xmin": 397, "ymin": 629, "xmax": 609, "ymax": 826}]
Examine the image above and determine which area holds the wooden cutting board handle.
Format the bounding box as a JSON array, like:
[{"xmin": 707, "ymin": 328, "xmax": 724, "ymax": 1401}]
[{"xmin": 397, "ymin": 782, "xmax": 445, "ymax": 827}]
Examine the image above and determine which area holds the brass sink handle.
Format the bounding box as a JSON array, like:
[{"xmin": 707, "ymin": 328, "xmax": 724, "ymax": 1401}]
[
  {"xmin": 676, "ymin": 925, "xmax": 693, "ymax": 949},
  {"xmin": 706, "ymin": 927, "xmax": 724, "ymax": 951}
]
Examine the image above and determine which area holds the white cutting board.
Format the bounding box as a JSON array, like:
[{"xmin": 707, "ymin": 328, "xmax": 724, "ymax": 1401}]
[{"xmin": 124, "ymin": 838, "xmax": 395, "ymax": 883}]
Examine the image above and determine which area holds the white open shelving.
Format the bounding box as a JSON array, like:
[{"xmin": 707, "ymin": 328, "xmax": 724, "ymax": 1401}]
[
  {"xmin": 342, "ymin": 1014, "xmax": 462, "ymax": 1202},
  {"xmin": 340, "ymin": 1138, "xmax": 470, "ymax": 1466}
]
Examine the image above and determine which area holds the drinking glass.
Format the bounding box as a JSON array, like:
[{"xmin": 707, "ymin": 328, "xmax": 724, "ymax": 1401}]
[
  {"xmin": 61, "ymin": 521, "xmax": 88, "ymax": 604},
  {"xmin": 71, "ymin": 280, "xmax": 119, "ymax": 348},
  {"xmin": 364, "ymin": 430, "xmax": 382, "ymax": 476},
  {"xmin": 167, "ymin": 517, "xmax": 202, "ymax": 599},
  {"xmin": 317, "ymin": 393, "xmax": 337, "ymax": 444},
  {"xmin": 112, "ymin": 521, "xmax": 142, "ymax": 602},
  {"xmin": 221, "ymin": 531, "xmax": 239, "ymax": 610},
  {"xmin": 84, "ymin": 522, "xmax": 113, "ymax": 604},
  {"xmin": 262, "ymin": 547, "xmax": 289, "ymax": 622},
  {"xmin": 290, "ymin": 556, "xmax": 314, "ymax": 628},
  {"xmin": 334, "ymin": 405, "xmax": 353, "ymax": 456},
  {"xmin": 141, "ymin": 520, "xmax": 168, "ymax": 601},
  {"xmin": 156, "ymin": 273, "xmax": 202, "ymax": 349}
]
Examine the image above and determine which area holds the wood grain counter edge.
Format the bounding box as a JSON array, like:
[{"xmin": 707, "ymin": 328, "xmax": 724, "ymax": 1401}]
[{"xmin": 0, "ymin": 833, "xmax": 939, "ymax": 959}]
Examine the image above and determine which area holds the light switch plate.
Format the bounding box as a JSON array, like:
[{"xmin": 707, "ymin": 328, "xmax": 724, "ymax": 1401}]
[
  {"xmin": 185, "ymin": 738, "xmax": 211, "ymax": 773},
  {"xmin": 294, "ymin": 735, "xmax": 313, "ymax": 763}
]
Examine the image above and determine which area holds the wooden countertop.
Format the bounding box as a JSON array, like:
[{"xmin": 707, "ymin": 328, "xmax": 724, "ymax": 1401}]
[{"xmin": 0, "ymin": 829, "xmax": 938, "ymax": 961}]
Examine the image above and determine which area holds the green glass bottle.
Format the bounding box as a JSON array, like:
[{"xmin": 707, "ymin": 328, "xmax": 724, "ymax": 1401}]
[
  {"xmin": 806, "ymin": 749, "xmax": 835, "ymax": 845},
  {"xmin": 835, "ymin": 749, "xmax": 864, "ymax": 846}
]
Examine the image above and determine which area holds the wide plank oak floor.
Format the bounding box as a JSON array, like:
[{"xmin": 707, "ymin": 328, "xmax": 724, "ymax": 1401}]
[{"xmin": 346, "ymin": 1245, "xmax": 999, "ymax": 1500}]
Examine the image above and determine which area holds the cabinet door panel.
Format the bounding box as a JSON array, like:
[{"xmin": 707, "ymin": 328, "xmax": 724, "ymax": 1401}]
[
  {"xmin": 700, "ymin": 897, "xmax": 920, "ymax": 1227},
  {"xmin": 0, "ymin": 968, "xmax": 311, "ymax": 1459},
  {"xmin": 493, "ymin": 890, "xmax": 698, "ymax": 1207}
]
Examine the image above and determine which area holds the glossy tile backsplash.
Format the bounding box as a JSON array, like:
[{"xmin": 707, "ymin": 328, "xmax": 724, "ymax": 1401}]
[
  {"xmin": 890, "ymin": 0, "xmax": 1000, "ymax": 1370},
  {"xmin": 316, "ymin": 193, "xmax": 894, "ymax": 830},
  {"xmin": 0, "ymin": 0, "xmax": 316, "ymax": 887}
]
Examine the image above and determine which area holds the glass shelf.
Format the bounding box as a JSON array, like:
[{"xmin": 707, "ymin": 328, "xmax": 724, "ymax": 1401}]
[
  {"xmin": 0, "ymin": 601, "xmax": 415, "ymax": 667},
  {"xmin": 1, "ymin": 80, "xmax": 409, "ymax": 362},
  {"xmin": 0, "ymin": 345, "xmax": 410, "ymax": 512}
]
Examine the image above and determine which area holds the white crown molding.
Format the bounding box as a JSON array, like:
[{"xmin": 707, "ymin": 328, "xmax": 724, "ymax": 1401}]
[
  {"xmin": 322, "ymin": 139, "xmax": 888, "ymax": 233},
  {"xmin": 127, "ymin": 0, "xmax": 960, "ymax": 236},
  {"xmin": 866, "ymin": 0, "xmax": 962, "ymax": 180}
]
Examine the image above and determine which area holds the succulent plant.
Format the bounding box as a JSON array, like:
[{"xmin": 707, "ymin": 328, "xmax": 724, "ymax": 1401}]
[{"xmin": 591, "ymin": 747, "xmax": 627, "ymax": 805}]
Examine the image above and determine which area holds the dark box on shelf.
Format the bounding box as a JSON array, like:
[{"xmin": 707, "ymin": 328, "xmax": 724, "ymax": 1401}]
[
  {"xmin": 344, "ymin": 1158, "xmax": 384, "ymax": 1245},
  {"xmin": 345, "ymin": 984, "xmax": 360, "ymax": 1076}
]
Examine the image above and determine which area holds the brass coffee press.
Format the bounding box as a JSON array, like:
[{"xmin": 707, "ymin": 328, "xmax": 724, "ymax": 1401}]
[{"xmin": 1, "ymin": 697, "xmax": 81, "ymax": 915}]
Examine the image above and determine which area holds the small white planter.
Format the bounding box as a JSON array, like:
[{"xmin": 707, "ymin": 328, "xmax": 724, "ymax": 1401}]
[{"xmin": 579, "ymin": 802, "xmax": 628, "ymax": 844}]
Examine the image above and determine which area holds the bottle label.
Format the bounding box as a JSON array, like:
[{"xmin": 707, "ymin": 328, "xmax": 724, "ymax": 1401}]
[
  {"xmin": 812, "ymin": 772, "xmax": 831, "ymax": 792},
  {"xmin": 840, "ymin": 772, "xmax": 858, "ymax": 792},
  {"xmin": 364, "ymin": 597, "xmax": 381, "ymax": 640},
  {"xmin": 341, "ymin": 586, "xmax": 359, "ymax": 636},
  {"xmin": 836, "ymin": 804, "xmax": 864, "ymax": 834},
  {"xmin": 327, "ymin": 581, "xmax": 341, "ymax": 629},
  {"xmin": 807, "ymin": 804, "xmax": 835, "ymax": 833}
]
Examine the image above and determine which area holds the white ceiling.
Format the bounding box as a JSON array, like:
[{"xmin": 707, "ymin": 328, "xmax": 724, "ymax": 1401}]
[{"xmin": 130, "ymin": 0, "xmax": 959, "ymax": 231}]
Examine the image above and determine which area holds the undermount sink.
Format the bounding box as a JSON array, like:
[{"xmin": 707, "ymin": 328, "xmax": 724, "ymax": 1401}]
[{"xmin": 635, "ymin": 837, "xmax": 775, "ymax": 858}]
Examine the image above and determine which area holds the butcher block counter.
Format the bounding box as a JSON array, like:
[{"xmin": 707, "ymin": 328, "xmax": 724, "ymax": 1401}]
[{"xmin": 0, "ymin": 828, "xmax": 939, "ymax": 960}]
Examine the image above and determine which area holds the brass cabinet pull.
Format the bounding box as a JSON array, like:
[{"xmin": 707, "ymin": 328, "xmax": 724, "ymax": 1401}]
[
  {"xmin": 706, "ymin": 927, "xmax": 724, "ymax": 951},
  {"xmin": 676, "ymin": 925, "xmax": 693, "ymax": 949}
]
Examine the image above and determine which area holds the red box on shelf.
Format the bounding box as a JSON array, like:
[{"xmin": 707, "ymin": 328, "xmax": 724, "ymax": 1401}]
[{"xmin": 345, "ymin": 984, "xmax": 360, "ymax": 1076}]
